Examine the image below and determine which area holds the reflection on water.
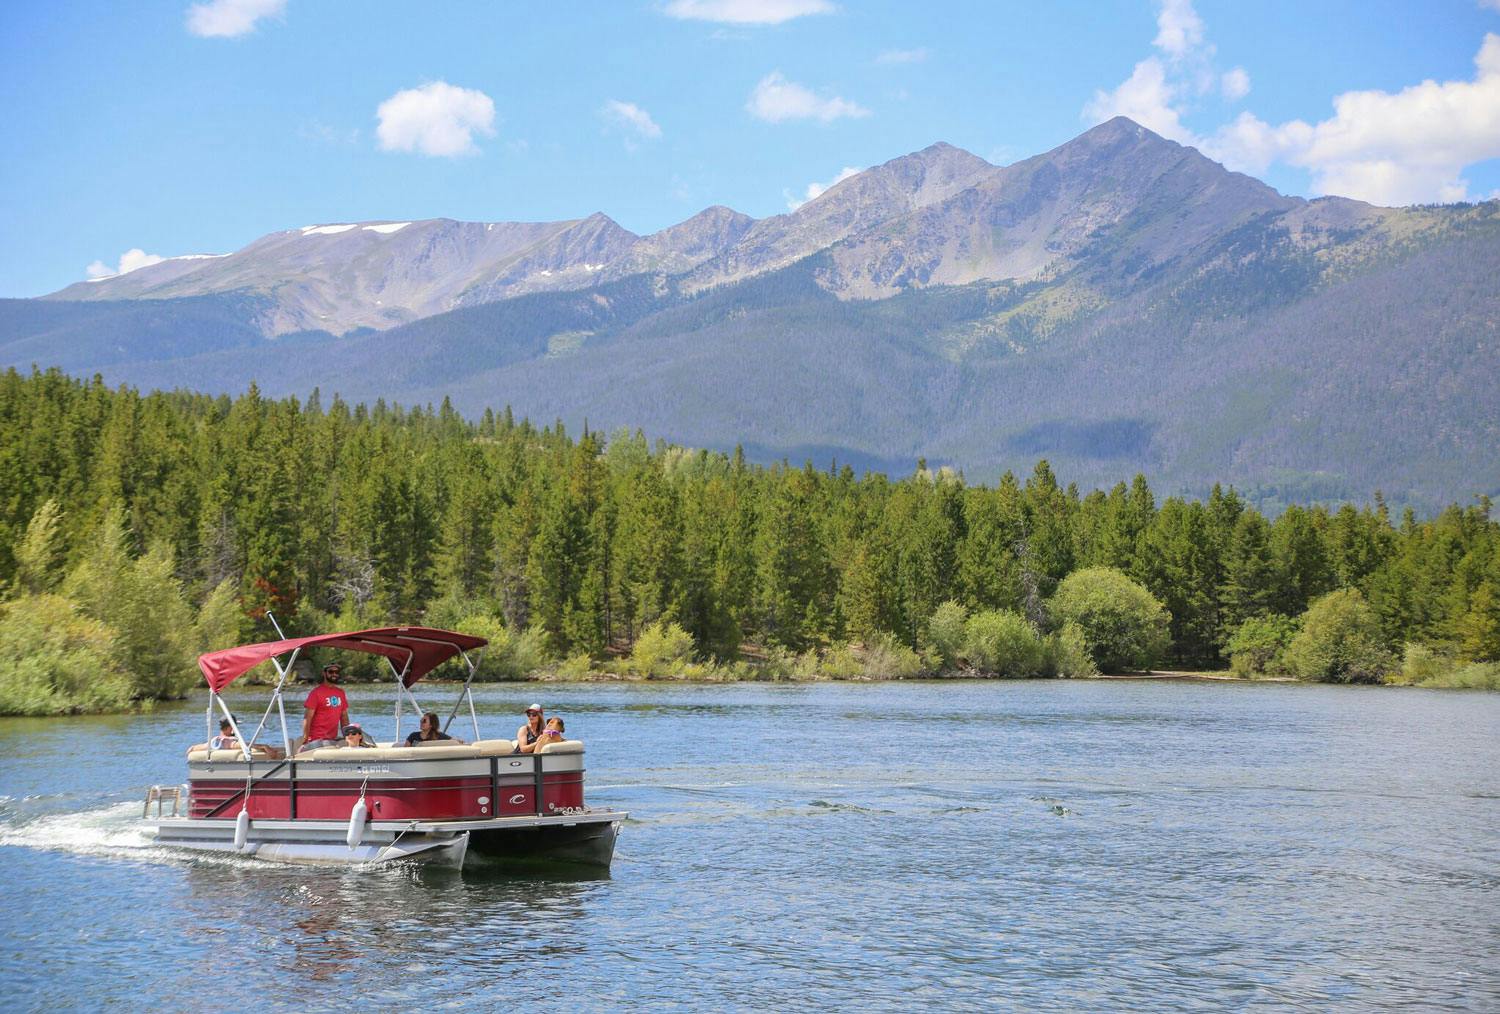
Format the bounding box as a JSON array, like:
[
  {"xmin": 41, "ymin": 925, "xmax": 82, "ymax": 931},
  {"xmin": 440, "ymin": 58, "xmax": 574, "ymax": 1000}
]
[{"xmin": 1, "ymin": 680, "xmax": 1498, "ymax": 1009}]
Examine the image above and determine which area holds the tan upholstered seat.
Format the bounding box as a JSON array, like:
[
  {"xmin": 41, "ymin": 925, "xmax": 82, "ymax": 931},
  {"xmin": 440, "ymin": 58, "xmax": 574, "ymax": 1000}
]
[
  {"xmin": 537, "ymin": 740, "xmax": 583, "ymax": 755},
  {"xmin": 306, "ymin": 744, "xmax": 481, "ymax": 761},
  {"xmin": 473, "ymin": 739, "xmax": 517, "ymax": 756},
  {"xmin": 187, "ymin": 748, "xmax": 259, "ymax": 762}
]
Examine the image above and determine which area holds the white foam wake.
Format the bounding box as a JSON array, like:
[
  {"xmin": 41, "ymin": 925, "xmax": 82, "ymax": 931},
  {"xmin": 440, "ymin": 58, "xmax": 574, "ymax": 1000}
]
[{"xmin": 0, "ymin": 801, "xmax": 158, "ymax": 858}]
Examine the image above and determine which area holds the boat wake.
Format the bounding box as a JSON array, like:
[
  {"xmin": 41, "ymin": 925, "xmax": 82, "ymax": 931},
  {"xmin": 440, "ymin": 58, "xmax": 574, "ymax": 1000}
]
[
  {"xmin": 0, "ymin": 800, "xmax": 267, "ymax": 869},
  {"xmin": 0, "ymin": 800, "xmax": 160, "ymax": 859}
]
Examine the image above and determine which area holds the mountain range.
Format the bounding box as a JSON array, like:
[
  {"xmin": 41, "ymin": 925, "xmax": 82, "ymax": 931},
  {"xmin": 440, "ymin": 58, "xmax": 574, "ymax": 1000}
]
[{"xmin": 5, "ymin": 116, "xmax": 1498, "ymax": 510}]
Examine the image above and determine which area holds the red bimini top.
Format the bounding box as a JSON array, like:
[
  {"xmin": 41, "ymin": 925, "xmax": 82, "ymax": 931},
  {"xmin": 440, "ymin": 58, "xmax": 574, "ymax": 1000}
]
[{"xmin": 197, "ymin": 627, "xmax": 489, "ymax": 693}]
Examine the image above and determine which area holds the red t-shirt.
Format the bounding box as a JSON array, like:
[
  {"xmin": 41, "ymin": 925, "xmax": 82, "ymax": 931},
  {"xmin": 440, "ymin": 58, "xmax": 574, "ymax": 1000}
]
[{"xmin": 304, "ymin": 683, "xmax": 349, "ymax": 741}]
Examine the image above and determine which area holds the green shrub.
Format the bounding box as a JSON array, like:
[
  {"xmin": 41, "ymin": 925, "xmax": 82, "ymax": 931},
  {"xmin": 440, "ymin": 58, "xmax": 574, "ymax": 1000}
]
[
  {"xmin": 1047, "ymin": 620, "xmax": 1098, "ymax": 678},
  {"xmin": 1429, "ymin": 661, "xmax": 1500, "ymax": 689},
  {"xmin": 963, "ymin": 610, "xmax": 1049, "ymax": 677},
  {"xmin": 195, "ymin": 578, "xmax": 246, "ymax": 656},
  {"xmin": 64, "ymin": 516, "xmax": 198, "ymax": 699},
  {"xmin": 625, "ymin": 620, "xmax": 696, "ymax": 677},
  {"xmin": 857, "ymin": 632, "xmax": 925, "ymax": 679},
  {"xmin": 1394, "ymin": 642, "xmax": 1448, "ymax": 686},
  {"xmin": 503, "ymin": 624, "xmax": 550, "ymax": 678},
  {"xmin": 1049, "ymin": 567, "xmax": 1171, "ymax": 673},
  {"xmin": 1283, "ymin": 589, "xmax": 1394, "ymax": 683},
  {"xmin": 818, "ymin": 643, "xmax": 867, "ymax": 679},
  {"xmin": 929, "ymin": 600, "xmax": 968, "ymax": 667},
  {"xmin": 424, "ymin": 593, "xmax": 493, "ymax": 633},
  {"xmin": 555, "ymin": 652, "xmax": 596, "ymax": 679},
  {"xmin": 1394, "ymin": 645, "xmax": 1500, "ymax": 689},
  {"xmin": 1226, "ymin": 614, "xmax": 1299, "ymax": 677},
  {"xmin": 0, "ymin": 595, "xmax": 134, "ymax": 715}
]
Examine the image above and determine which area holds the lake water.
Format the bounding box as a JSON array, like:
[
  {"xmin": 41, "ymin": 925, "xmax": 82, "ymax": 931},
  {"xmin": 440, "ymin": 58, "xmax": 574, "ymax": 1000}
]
[{"xmin": 1, "ymin": 679, "xmax": 1497, "ymax": 1010}]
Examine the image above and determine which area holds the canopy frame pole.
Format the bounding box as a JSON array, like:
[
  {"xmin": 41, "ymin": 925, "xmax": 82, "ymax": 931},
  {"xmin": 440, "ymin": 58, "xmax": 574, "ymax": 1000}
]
[
  {"xmin": 244, "ymin": 646, "xmax": 301, "ymax": 756},
  {"xmin": 264, "ymin": 612, "xmax": 297, "ymax": 754},
  {"xmin": 388, "ymin": 653, "xmax": 419, "ymax": 743},
  {"xmin": 442, "ymin": 647, "xmax": 483, "ymax": 742}
]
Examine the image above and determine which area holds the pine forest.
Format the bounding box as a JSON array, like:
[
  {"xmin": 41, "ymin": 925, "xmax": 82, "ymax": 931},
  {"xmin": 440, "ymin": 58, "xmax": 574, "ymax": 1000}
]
[{"xmin": 2, "ymin": 367, "xmax": 1497, "ymax": 714}]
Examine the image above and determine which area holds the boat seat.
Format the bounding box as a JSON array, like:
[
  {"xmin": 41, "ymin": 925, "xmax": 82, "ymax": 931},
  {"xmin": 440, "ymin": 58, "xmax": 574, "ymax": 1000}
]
[
  {"xmin": 538, "ymin": 740, "xmax": 584, "ymax": 755},
  {"xmin": 186, "ymin": 748, "xmax": 254, "ymax": 762},
  {"xmin": 305, "ymin": 745, "xmax": 482, "ymax": 761},
  {"xmin": 473, "ymin": 739, "xmax": 517, "ymax": 756}
]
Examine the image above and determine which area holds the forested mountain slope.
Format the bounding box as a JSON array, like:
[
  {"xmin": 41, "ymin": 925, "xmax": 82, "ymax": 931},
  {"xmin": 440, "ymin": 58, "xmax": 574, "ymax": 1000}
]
[{"xmin": 6, "ymin": 118, "xmax": 1499, "ymax": 508}]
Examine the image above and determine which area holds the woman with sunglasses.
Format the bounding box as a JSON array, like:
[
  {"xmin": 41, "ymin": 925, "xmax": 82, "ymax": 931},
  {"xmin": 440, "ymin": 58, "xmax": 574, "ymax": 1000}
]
[
  {"xmin": 403, "ymin": 711, "xmax": 465, "ymax": 746},
  {"xmin": 515, "ymin": 704, "xmax": 545, "ymax": 753}
]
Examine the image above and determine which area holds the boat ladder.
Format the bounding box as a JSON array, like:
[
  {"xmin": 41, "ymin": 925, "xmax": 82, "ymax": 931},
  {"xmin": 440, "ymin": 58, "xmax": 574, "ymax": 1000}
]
[{"xmin": 143, "ymin": 784, "xmax": 184, "ymax": 818}]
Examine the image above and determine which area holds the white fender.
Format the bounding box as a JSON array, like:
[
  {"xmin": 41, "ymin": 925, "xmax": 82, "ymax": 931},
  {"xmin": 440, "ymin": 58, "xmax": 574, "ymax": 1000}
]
[
  {"xmin": 346, "ymin": 799, "xmax": 368, "ymax": 849},
  {"xmin": 233, "ymin": 808, "xmax": 250, "ymax": 851}
]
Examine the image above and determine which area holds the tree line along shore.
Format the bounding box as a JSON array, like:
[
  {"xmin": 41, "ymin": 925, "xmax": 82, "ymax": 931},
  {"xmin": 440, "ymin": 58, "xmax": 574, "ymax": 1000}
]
[{"xmin": 1, "ymin": 367, "xmax": 1497, "ymax": 715}]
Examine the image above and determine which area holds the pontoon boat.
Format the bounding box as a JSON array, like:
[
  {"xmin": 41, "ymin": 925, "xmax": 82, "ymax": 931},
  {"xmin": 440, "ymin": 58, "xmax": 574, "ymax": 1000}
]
[{"xmin": 146, "ymin": 626, "xmax": 625, "ymax": 869}]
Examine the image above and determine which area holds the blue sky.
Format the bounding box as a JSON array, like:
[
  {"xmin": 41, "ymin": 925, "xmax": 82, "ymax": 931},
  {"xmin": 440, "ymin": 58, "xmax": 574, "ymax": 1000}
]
[{"xmin": 2, "ymin": 0, "xmax": 1498, "ymax": 297}]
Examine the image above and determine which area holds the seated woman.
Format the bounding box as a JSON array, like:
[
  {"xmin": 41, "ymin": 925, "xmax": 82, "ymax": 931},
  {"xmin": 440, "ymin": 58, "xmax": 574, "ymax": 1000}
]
[
  {"xmin": 515, "ymin": 704, "xmax": 545, "ymax": 753},
  {"xmin": 188, "ymin": 718, "xmax": 285, "ymax": 758},
  {"xmin": 404, "ymin": 711, "xmax": 465, "ymax": 746},
  {"xmin": 534, "ymin": 716, "xmax": 566, "ymax": 749},
  {"xmin": 340, "ymin": 724, "xmax": 378, "ymax": 748}
]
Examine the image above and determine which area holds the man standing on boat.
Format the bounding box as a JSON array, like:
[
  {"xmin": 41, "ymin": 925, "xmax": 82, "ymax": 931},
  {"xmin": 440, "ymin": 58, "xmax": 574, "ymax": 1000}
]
[{"xmin": 296, "ymin": 663, "xmax": 350, "ymax": 753}]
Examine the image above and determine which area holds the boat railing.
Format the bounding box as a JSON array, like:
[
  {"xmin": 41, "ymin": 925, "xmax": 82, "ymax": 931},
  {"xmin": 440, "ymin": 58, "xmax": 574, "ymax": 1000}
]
[{"xmin": 143, "ymin": 784, "xmax": 183, "ymax": 818}]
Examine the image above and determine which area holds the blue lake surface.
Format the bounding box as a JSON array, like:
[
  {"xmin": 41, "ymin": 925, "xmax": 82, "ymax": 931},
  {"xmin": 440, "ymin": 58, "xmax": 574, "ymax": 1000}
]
[{"xmin": 1, "ymin": 679, "xmax": 1497, "ymax": 1010}]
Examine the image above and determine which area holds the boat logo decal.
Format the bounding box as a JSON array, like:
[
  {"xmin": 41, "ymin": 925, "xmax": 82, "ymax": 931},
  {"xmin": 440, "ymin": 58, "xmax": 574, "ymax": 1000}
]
[{"xmin": 508, "ymin": 793, "xmax": 526, "ymax": 805}]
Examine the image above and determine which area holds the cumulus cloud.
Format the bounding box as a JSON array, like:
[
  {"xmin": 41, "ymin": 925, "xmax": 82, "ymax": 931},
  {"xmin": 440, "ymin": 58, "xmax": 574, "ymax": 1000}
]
[
  {"xmin": 376, "ymin": 82, "xmax": 496, "ymax": 157},
  {"xmin": 876, "ymin": 47, "xmax": 929, "ymax": 65},
  {"xmin": 747, "ymin": 71, "xmax": 870, "ymax": 123},
  {"xmin": 185, "ymin": 0, "xmax": 285, "ymax": 38},
  {"xmin": 1221, "ymin": 66, "xmax": 1250, "ymax": 101},
  {"xmin": 87, "ymin": 249, "xmax": 166, "ymax": 280},
  {"xmin": 1086, "ymin": 57, "xmax": 1193, "ymax": 143},
  {"xmin": 1085, "ymin": 0, "xmax": 1500, "ymax": 205},
  {"xmin": 785, "ymin": 165, "xmax": 861, "ymax": 209},
  {"xmin": 1204, "ymin": 33, "xmax": 1500, "ymax": 205},
  {"xmin": 1152, "ymin": 0, "xmax": 1204, "ymax": 57},
  {"xmin": 601, "ymin": 99, "xmax": 663, "ymax": 142},
  {"xmin": 663, "ymin": 0, "xmax": 834, "ymax": 24},
  {"xmin": 1084, "ymin": 0, "xmax": 1222, "ymax": 145}
]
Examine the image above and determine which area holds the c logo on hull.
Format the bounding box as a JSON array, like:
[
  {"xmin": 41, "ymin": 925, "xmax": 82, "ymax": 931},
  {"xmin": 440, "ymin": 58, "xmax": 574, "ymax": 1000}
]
[{"xmin": 508, "ymin": 793, "xmax": 527, "ymax": 805}]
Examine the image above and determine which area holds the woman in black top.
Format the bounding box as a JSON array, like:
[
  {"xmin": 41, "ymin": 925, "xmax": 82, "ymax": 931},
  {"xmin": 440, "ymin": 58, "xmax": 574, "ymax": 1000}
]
[
  {"xmin": 404, "ymin": 711, "xmax": 463, "ymax": 746},
  {"xmin": 516, "ymin": 704, "xmax": 544, "ymax": 753}
]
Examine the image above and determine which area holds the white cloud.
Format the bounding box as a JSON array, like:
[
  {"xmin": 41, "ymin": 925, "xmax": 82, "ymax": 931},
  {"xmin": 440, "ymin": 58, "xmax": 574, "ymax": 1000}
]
[
  {"xmin": 876, "ymin": 47, "xmax": 929, "ymax": 65},
  {"xmin": 1084, "ymin": 0, "xmax": 1218, "ymax": 145},
  {"xmin": 1221, "ymin": 67, "xmax": 1250, "ymax": 101},
  {"xmin": 86, "ymin": 249, "xmax": 167, "ymax": 280},
  {"xmin": 376, "ymin": 82, "xmax": 496, "ymax": 157},
  {"xmin": 786, "ymin": 165, "xmax": 861, "ymax": 209},
  {"xmin": 1152, "ymin": 0, "xmax": 1204, "ymax": 57},
  {"xmin": 1086, "ymin": 0, "xmax": 1500, "ymax": 206},
  {"xmin": 1482, "ymin": 0, "xmax": 1500, "ymax": 11},
  {"xmin": 1204, "ymin": 33, "xmax": 1500, "ymax": 205},
  {"xmin": 185, "ymin": 0, "xmax": 285, "ymax": 38},
  {"xmin": 1085, "ymin": 58, "xmax": 1194, "ymax": 144},
  {"xmin": 601, "ymin": 99, "xmax": 663, "ymax": 141},
  {"xmin": 663, "ymin": 0, "xmax": 833, "ymax": 24},
  {"xmin": 746, "ymin": 71, "xmax": 870, "ymax": 123}
]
